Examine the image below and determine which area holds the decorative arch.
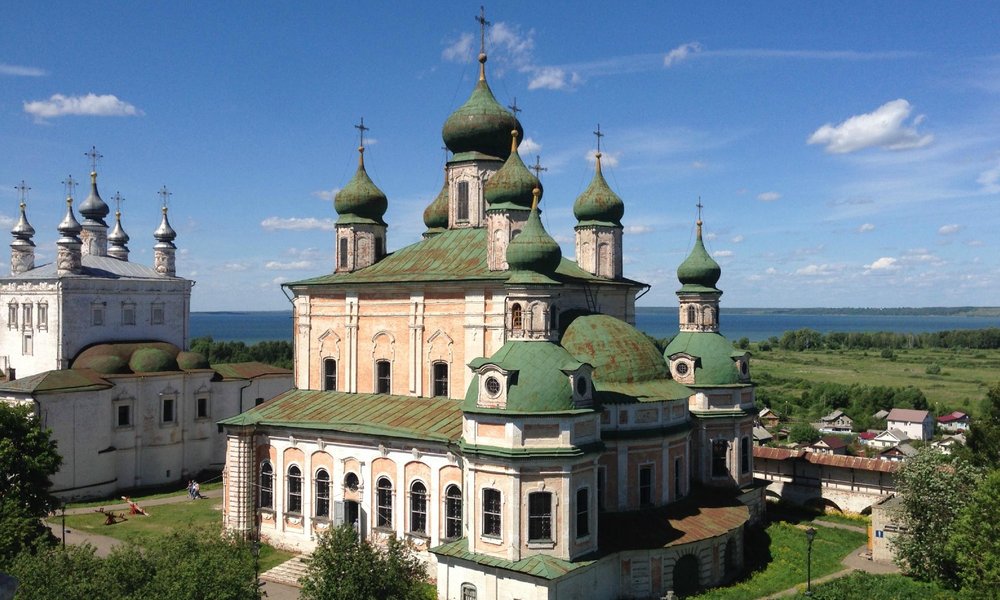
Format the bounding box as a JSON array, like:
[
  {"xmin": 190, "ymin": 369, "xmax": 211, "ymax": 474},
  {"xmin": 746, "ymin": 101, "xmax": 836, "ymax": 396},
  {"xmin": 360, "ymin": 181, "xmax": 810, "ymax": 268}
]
[
  {"xmin": 672, "ymin": 553, "xmax": 701, "ymax": 596},
  {"xmin": 318, "ymin": 329, "xmax": 341, "ymax": 359},
  {"xmin": 371, "ymin": 330, "xmax": 396, "ymax": 362},
  {"xmin": 704, "ymin": 306, "xmax": 715, "ymax": 326},
  {"xmin": 427, "ymin": 329, "xmax": 454, "ymax": 364}
]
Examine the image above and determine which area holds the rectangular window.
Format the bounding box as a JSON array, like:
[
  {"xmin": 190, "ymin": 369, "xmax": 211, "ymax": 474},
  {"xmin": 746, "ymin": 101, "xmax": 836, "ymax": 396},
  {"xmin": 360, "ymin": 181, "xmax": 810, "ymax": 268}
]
[
  {"xmin": 339, "ymin": 237, "xmax": 349, "ymax": 269},
  {"xmin": 432, "ymin": 362, "xmax": 449, "ymax": 397},
  {"xmin": 576, "ymin": 488, "xmax": 589, "ymax": 538},
  {"xmin": 22, "ymin": 333, "xmax": 32, "ymax": 355},
  {"xmin": 712, "ymin": 439, "xmax": 729, "ymax": 477},
  {"xmin": 162, "ymin": 398, "xmax": 175, "ymax": 423},
  {"xmin": 482, "ymin": 488, "xmax": 501, "ymax": 538},
  {"xmin": 122, "ymin": 303, "xmax": 135, "ymax": 326},
  {"xmin": 639, "ymin": 465, "xmax": 654, "ymax": 507},
  {"xmin": 92, "ymin": 304, "xmax": 105, "ymax": 326},
  {"xmin": 151, "ymin": 303, "xmax": 165, "ymax": 325},
  {"xmin": 8, "ymin": 304, "xmax": 17, "ymax": 329},
  {"xmin": 376, "ymin": 360, "xmax": 391, "ymax": 394},
  {"xmin": 22, "ymin": 304, "xmax": 32, "ymax": 329},
  {"xmin": 457, "ymin": 181, "xmax": 469, "ymax": 221},
  {"xmin": 674, "ymin": 457, "xmax": 682, "ymax": 499},
  {"xmin": 528, "ymin": 492, "xmax": 553, "ymax": 542},
  {"xmin": 196, "ymin": 397, "xmax": 209, "ymax": 419},
  {"xmin": 323, "ymin": 358, "xmax": 337, "ymax": 391},
  {"xmin": 116, "ymin": 404, "xmax": 131, "ymax": 428},
  {"xmin": 740, "ymin": 437, "xmax": 751, "ymax": 474},
  {"xmin": 37, "ymin": 303, "xmax": 47, "ymax": 330}
]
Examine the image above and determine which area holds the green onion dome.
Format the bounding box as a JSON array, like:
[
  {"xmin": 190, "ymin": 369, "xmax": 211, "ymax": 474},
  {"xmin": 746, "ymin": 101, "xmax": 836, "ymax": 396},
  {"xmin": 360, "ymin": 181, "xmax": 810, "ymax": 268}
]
[
  {"xmin": 677, "ymin": 220, "xmax": 721, "ymax": 292},
  {"xmin": 423, "ymin": 169, "xmax": 449, "ymax": 232},
  {"xmin": 506, "ymin": 190, "xmax": 562, "ymax": 275},
  {"xmin": 573, "ymin": 152, "xmax": 624, "ymax": 227},
  {"xmin": 442, "ymin": 54, "xmax": 523, "ymax": 160},
  {"xmin": 484, "ymin": 131, "xmax": 540, "ymax": 210},
  {"xmin": 334, "ymin": 147, "xmax": 388, "ymax": 226}
]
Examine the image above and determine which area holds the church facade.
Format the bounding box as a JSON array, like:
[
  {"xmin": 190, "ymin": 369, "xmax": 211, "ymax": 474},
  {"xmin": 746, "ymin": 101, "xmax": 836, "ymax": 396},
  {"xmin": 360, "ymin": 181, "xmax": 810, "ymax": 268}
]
[{"xmin": 221, "ymin": 35, "xmax": 762, "ymax": 600}]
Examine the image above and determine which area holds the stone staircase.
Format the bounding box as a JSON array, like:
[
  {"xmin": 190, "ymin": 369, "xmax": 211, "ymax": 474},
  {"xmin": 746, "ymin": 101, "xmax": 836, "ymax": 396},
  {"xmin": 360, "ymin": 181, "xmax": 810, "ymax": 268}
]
[{"xmin": 260, "ymin": 553, "xmax": 310, "ymax": 587}]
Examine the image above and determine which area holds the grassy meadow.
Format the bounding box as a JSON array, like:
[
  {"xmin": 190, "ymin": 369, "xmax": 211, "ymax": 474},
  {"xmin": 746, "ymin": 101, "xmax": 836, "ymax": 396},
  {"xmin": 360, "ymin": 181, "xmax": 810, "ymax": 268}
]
[{"xmin": 752, "ymin": 345, "xmax": 1000, "ymax": 416}]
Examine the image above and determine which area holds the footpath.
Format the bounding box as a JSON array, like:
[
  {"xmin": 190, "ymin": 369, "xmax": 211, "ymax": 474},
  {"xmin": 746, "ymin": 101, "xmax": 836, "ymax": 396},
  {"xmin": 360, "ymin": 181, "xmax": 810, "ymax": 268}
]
[
  {"xmin": 763, "ymin": 520, "xmax": 900, "ymax": 599},
  {"xmin": 44, "ymin": 488, "xmax": 301, "ymax": 600}
]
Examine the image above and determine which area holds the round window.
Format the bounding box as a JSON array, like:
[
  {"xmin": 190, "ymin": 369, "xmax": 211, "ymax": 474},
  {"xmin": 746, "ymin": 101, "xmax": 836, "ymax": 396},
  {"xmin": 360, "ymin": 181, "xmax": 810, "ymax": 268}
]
[
  {"xmin": 740, "ymin": 361, "xmax": 749, "ymax": 376},
  {"xmin": 676, "ymin": 362, "xmax": 689, "ymax": 376},
  {"xmin": 575, "ymin": 376, "xmax": 588, "ymax": 396},
  {"xmin": 485, "ymin": 376, "xmax": 502, "ymax": 398}
]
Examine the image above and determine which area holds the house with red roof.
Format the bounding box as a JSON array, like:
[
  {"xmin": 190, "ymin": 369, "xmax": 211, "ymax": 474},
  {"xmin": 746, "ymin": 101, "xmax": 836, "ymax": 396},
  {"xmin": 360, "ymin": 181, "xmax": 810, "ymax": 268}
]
[{"xmin": 937, "ymin": 411, "xmax": 970, "ymax": 433}]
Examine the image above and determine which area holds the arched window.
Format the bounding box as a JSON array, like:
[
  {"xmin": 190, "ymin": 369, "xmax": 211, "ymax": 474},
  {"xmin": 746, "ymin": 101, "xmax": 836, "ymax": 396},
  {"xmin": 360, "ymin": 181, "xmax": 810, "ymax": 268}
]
[
  {"xmin": 409, "ymin": 481, "xmax": 427, "ymax": 535},
  {"xmin": 375, "ymin": 360, "xmax": 391, "ymax": 394},
  {"xmin": 323, "ymin": 358, "xmax": 337, "ymax": 391},
  {"xmin": 445, "ymin": 484, "xmax": 463, "ymax": 540},
  {"xmin": 287, "ymin": 465, "xmax": 303, "ymax": 514},
  {"xmin": 686, "ymin": 305, "xmax": 696, "ymax": 325},
  {"xmin": 704, "ymin": 306, "xmax": 715, "ymax": 326},
  {"xmin": 344, "ymin": 472, "xmax": 359, "ymax": 492},
  {"xmin": 259, "ymin": 461, "xmax": 273, "ymax": 509},
  {"xmin": 315, "ymin": 469, "xmax": 330, "ymax": 518},
  {"xmin": 511, "ymin": 303, "xmax": 523, "ymax": 331},
  {"xmin": 339, "ymin": 237, "xmax": 348, "ymax": 269},
  {"xmin": 457, "ymin": 181, "xmax": 469, "ymax": 221},
  {"xmin": 528, "ymin": 491, "xmax": 553, "ymax": 542},
  {"xmin": 432, "ymin": 362, "xmax": 449, "ymax": 397},
  {"xmin": 376, "ymin": 477, "xmax": 393, "ymax": 529},
  {"xmin": 461, "ymin": 583, "xmax": 477, "ymax": 600}
]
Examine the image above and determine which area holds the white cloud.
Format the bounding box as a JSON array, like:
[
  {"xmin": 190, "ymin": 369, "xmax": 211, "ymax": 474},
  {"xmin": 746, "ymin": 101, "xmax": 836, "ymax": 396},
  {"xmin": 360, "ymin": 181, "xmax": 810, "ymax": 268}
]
[
  {"xmin": 517, "ymin": 137, "xmax": 542, "ymax": 156},
  {"xmin": 864, "ymin": 257, "xmax": 899, "ymax": 272},
  {"xmin": 528, "ymin": 67, "xmax": 573, "ymax": 90},
  {"xmin": 967, "ymin": 240, "xmax": 984, "ymax": 247},
  {"xmin": 796, "ymin": 264, "xmax": 837, "ymax": 276},
  {"xmin": 265, "ymin": 260, "xmax": 313, "ymax": 270},
  {"xmin": 223, "ymin": 262, "xmax": 250, "ymax": 271},
  {"xmin": 285, "ymin": 247, "xmax": 323, "ymax": 259},
  {"xmin": 442, "ymin": 32, "xmax": 475, "ymax": 63},
  {"xmin": 704, "ymin": 232, "xmax": 718, "ymax": 241},
  {"xmin": 757, "ymin": 191, "xmax": 781, "ymax": 202},
  {"xmin": 713, "ymin": 250, "xmax": 734, "ymax": 258},
  {"xmin": 977, "ymin": 159, "xmax": 1000, "ymax": 193},
  {"xmin": 730, "ymin": 235, "xmax": 744, "ymax": 243},
  {"xmin": 765, "ymin": 267, "xmax": 777, "ymax": 275},
  {"xmin": 626, "ymin": 225, "xmax": 653, "ymax": 234},
  {"xmin": 664, "ymin": 42, "xmax": 703, "ymax": 67},
  {"xmin": 691, "ymin": 161, "xmax": 707, "ymax": 169},
  {"xmin": 807, "ymin": 99, "xmax": 933, "ymax": 154},
  {"xmin": 260, "ymin": 217, "xmax": 336, "ymax": 231},
  {"xmin": 311, "ymin": 189, "xmax": 339, "ymax": 201},
  {"xmin": 938, "ymin": 224, "xmax": 961, "ymax": 235},
  {"xmin": 0, "ymin": 215, "xmax": 14, "ymax": 227},
  {"xmin": 0, "ymin": 63, "xmax": 46, "ymax": 77},
  {"xmin": 586, "ymin": 149, "xmax": 619, "ymax": 167},
  {"xmin": 858, "ymin": 223, "xmax": 876, "ymax": 233},
  {"xmin": 23, "ymin": 93, "xmax": 142, "ymax": 121}
]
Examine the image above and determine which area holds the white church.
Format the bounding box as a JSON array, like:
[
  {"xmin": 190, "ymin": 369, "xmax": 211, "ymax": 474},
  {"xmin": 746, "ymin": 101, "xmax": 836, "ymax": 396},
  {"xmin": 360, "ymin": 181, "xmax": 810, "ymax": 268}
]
[{"xmin": 0, "ymin": 160, "xmax": 292, "ymax": 500}]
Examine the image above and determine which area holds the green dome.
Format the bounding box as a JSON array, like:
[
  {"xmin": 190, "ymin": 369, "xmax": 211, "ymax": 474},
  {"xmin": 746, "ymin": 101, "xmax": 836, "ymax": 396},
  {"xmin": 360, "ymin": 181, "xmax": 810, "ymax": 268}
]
[
  {"xmin": 334, "ymin": 150, "xmax": 388, "ymax": 226},
  {"xmin": 129, "ymin": 347, "xmax": 180, "ymax": 373},
  {"xmin": 562, "ymin": 315, "xmax": 668, "ymax": 384},
  {"xmin": 75, "ymin": 353, "xmax": 129, "ymax": 375},
  {"xmin": 442, "ymin": 58, "xmax": 522, "ymax": 160},
  {"xmin": 177, "ymin": 351, "xmax": 210, "ymax": 370},
  {"xmin": 464, "ymin": 341, "xmax": 586, "ymax": 414},
  {"xmin": 663, "ymin": 331, "xmax": 747, "ymax": 386},
  {"xmin": 423, "ymin": 171, "xmax": 449, "ymax": 232},
  {"xmin": 506, "ymin": 204, "xmax": 561, "ymax": 276},
  {"xmin": 484, "ymin": 132, "xmax": 540, "ymax": 211},
  {"xmin": 573, "ymin": 154, "xmax": 624, "ymax": 227},
  {"xmin": 677, "ymin": 223, "xmax": 721, "ymax": 292}
]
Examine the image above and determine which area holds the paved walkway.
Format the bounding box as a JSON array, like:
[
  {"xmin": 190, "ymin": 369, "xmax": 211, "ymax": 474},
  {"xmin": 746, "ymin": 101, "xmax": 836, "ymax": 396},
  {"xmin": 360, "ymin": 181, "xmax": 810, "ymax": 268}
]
[{"xmin": 46, "ymin": 489, "xmax": 301, "ymax": 599}]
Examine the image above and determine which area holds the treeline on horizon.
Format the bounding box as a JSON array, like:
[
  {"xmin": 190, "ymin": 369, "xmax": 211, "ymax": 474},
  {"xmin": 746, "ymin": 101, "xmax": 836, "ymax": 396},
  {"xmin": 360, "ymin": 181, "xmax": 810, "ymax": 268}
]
[
  {"xmin": 190, "ymin": 336, "xmax": 293, "ymax": 370},
  {"xmin": 762, "ymin": 327, "xmax": 1000, "ymax": 351},
  {"xmin": 635, "ymin": 306, "xmax": 1000, "ymax": 317}
]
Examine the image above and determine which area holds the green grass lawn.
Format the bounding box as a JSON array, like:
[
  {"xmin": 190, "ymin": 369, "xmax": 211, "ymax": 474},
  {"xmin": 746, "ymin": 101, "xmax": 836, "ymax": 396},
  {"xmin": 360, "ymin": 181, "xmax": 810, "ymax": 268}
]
[
  {"xmin": 691, "ymin": 520, "xmax": 867, "ymax": 600},
  {"xmin": 789, "ymin": 572, "xmax": 957, "ymax": 599},
  {"xmin": 61, "ymin": 498, "xmax": 295, "ymax": 572},
  {"xmin": 753, "ymin": 346, "xmax": 1000, "ymax": 415},
  {"xmin": 66, "ymin": 480, "xmax": 223, "ymax": 509}
]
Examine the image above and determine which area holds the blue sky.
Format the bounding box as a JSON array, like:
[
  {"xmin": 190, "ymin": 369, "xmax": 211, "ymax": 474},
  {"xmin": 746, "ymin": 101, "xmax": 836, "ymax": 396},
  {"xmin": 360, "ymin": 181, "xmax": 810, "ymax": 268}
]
[{"xmin": 2, "ymin": 2, "xmax": 998, "ymax": 311}]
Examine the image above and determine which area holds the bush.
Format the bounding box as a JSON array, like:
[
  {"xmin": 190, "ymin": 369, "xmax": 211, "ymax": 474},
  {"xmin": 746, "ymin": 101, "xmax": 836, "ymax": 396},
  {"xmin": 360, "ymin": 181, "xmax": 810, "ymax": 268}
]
[
  {"xmin": 880, "ymin": 348, "xmax": 896, "ymax": 360},
  {"xmin": 925, "ymin": 364, "xmax": 941, "ymax": 375}
]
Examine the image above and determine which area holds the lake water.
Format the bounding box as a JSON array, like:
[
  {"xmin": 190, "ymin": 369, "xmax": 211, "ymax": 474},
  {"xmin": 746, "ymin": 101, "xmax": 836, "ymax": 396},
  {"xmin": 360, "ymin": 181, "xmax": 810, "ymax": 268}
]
[{"xmin": 191, "ymin": 309, "xmax": 1000, "ymax": 345}]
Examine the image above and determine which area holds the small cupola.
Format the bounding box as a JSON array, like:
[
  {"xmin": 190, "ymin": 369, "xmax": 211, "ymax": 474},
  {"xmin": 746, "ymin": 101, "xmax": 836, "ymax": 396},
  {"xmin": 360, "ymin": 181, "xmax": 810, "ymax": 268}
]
[
  {"xmin": 10, "ymin": 181, "xmax": 36, "ymax": 275},
  {"xmin": 107, "ymin": 192, "xmax": 130, "ymax": 261},
  {"xmin": 573, "ymin": 151, "xmax": 623, "ymax": 227},
  {"xmin": 442, "ymin": 51, "xmax": 522, "ymax": 161},
  {"xmin": 153, "ymin": 186, "xmax": 177, "ymax": 277},
  {"xmin": 484, "ymin": 130, "xmax": 539, "ymax": 211},
  {"xmin": 677, "ymin": 217, "xmax": 721, "ymax": 293},
  {"xmin": 56, "ymin": 186, "xmax": 84, "ymax": 276},
  {"xmin": 79, "ymin": 147, "xmax": 110, "ymax": 257},
  {"xmin": 334, "ymin": 126, "xmax": 389, "ymax": 273},
  {"xmin": 422, "ymin": 168, "xmax": 449, "ymax": 238},
  {"xmin": 574, "ymin": 129, "xmax": 625, "ymax": 279},
  {"xmin": 505, "ymin": 189, "xmax": 561, "ymax": 280}
]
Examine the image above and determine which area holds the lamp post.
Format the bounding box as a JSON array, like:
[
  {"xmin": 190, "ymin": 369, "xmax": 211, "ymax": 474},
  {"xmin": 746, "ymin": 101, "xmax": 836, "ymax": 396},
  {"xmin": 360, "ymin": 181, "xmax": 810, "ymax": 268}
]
[{"xmin": 805, "ymin": 527, "xmax": 816, "ymax": 596}]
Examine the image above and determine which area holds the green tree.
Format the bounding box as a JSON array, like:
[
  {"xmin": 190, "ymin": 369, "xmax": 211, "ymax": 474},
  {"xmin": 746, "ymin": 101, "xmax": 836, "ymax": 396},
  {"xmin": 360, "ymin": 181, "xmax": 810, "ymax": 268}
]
[
  {"xmin": 301, "ymin": 525, "xmax": 428, "ymax": 600},
  {"xmin": 788, "ymin": 422, "xmax": 820, "ymax": 444},
  {"xmin": 891, "ymin": 447, "xmax": 983, "ymax": 586},
  {"xmin": 947, "ymin": 469, "xmax": 1000, "ymax": 595},
  {"xmin": 0, "ymin": 402, "xmax": 61, "ymax": 567},
  {"xmin": 965, "ymin": 382, "xmax": 1000, "ymax": 469}
]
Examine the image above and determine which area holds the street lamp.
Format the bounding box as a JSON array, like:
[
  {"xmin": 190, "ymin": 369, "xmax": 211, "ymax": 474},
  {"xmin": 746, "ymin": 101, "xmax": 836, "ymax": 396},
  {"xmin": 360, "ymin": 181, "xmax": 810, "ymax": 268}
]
[{"xmin": 805, "ymin": 527, "xmax": 816, "ymax": 596}]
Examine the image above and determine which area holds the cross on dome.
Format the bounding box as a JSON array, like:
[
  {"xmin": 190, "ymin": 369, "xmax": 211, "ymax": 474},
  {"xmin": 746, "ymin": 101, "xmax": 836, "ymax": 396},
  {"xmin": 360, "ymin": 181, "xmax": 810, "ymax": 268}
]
[
  {"xmin": 476, "ymin": 6, "xmax": 491, "ymax": 55},
  {"xmin": 158, "ymin": 185, "xmax": 172, "ymax": 208},
  {"xmin": 508, "ymin": 97, "xmax": 522, "ymax": 116},
  {"xmin": 530, "ymin": 155, "xmax": 547, "ymax": 180},
  {"xmin": 14, "ymin": 181, "xmax": 30, "ymax": 205},
  {"xmin": 593, "ymin": 124, "xmax": 605, "ymax": 155},
  {"xmin": 113, "ymin": 191, "xmax": 125, "ymax": 213},
  {"xmin": 354, "ymin": 117, "xmax": 370, "ymax": 151},
  {"xmin": 62, "ymin": 175, "xmax": 78, "ymax": 198},
  {"xmin": 85, "ymin": 146, "xmax": 103, "ymax": 173}
]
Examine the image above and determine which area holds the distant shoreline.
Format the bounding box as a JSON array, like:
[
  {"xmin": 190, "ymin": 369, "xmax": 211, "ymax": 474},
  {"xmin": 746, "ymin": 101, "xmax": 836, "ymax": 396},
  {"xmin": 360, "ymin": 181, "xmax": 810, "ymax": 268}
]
[{"xmin": 191, "ymin": 307, "xmax": 1000, "ymax": 317}]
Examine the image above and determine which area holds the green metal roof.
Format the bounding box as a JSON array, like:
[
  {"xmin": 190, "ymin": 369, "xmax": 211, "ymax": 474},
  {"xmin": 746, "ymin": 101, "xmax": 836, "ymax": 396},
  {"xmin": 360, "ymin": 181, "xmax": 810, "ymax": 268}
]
[
  {"xmin": 441, "ymin": 66, "xmax": 522, "ymax": 160},
  {"xmin": 464, "ymin": 341, "xmax": 587, "ymax": 414},
  {"xmin": 506, "ymin": 207, "xmax": 562, "ymax": 279},
  {"xmin": 423, "ymin": 172, "xmax": 449, "ymax": 231},
  {"xmin": 0, "ymin": 369, "xmax": 113, "ymax": 395},
  {"xmin": 334, "ymin": 153, "xmax": 388, "ymax": 226},
  {"xmin": 212, "ymin": 362, "xmax": 292, "ymax": 380},
  {"xmin": 484, "ymin": 134, "xmax": 539, "ymax": 210},
  {"xmin": 572, "ymin": 155, "xmax": 624, "ymax": 227},
  {"xmin": 663, "ymin": 331, "xmax": 749, "ymax": 386},
  {"xmin": 561, "ymin": 314, "xmax": 669, "ymax": 384},
  {"xmin": 219, "ymin": 389, "xmax": 463, "ymax": 443},
  {"xmin": 431, "ymin": 537, "xmax": 597, "ymax": 580},
  {"xmin": 594, "ymin": 380, "xmax": 692, "ymax": 405},
  {"xmin": 286, "ymin": 228, "xmax": 639, "ymax": 288},
  {"xmin": 676, "ymin": 225, "xmax": 721, "ymax": 293}
]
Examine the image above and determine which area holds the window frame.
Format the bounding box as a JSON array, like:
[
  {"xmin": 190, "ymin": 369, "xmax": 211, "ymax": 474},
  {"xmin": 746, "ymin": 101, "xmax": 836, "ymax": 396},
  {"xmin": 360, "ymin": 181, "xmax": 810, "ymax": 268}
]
[
  {"xmin": 482, "ymin": 488, "xmax": 502, "ymax": 539},
  {"xmin": 21, "ymin": 332, "xmax": 32, "ymax": 356},
  {"xmin": 92, "ymin": 302, "xmax": 105, "ymax": 326},
  {"xmin": 150, "ymin": 302, "xmax": 165, "ymax": 325},
  {"xmin": 740, "ymin": 436, "xmax": 751, "ymax": 475},
  {"xmin": 409, "ymin": 480, "xmax": 428, "ymax": 536},
  {"xmin": 21, "ymin": 303, "xmax": 32, "ymax": 329},
  {"xmin": 444, "ymin": 484, "xmax": 463, "ymax": 540},
  {"xmin": 161, "ymin": 396, "xmax": 176, "ymax": 424},
  {"xmin": 286, "ymin": 465, "xmax": 303, "ymax": 515},
  {"xmin": 576, "ymin": 487, "xmax": 590, "ymax": 538},
  {"xmin": 323, "ymin": 358, "xmax": 337, "ymax": 391},
  {"xmin": 376, "ymin": 476, "xmax": 393, "ymax": 530},
  {"xmin": 339, "ymin": 237, "xmax": 349, "ymax": 269},
  {"xmin": 639, "ymin": 464, "xmax": 654, "ymax": 507},
  {"xmin": 7, "ymin": 302, "xmax": 16, "ymax": 329},
  {"xmin": 456, "ymin": 181, "xmax": 470, "ymax": 222},
  {"xmin": 259, "ymin": 461, "xmax": 274, "ymax": 509},
  {"xmin": 375, "ymin": 359, "xmax": 391, "ymax": 394},
  {"xmin": 712, "ymin": 439, "xmax": 729, "ymax": 478},
  {"xmin": 432, "ymin": 361, "xmax": 449, "ymax": 397},
  {"xmin": 195, "ymin": 396, "xmax": 210, "ymax": 420},
  {"xmin": 511, "ymin": 302, "xmax": 523, "ymax": 331},
  {"xmin": 461, "ymin": 583, "xmax": 477, "ymax": 600},
  {"xmin": 37, "ymin": 302, "xmax": 47, "ymax": 330},
  {"xmin": 315, "ymin": 469, "xmax": 331, "ymax": 518},
  {"xmin": 121, "ymin": 302, "xmax": 135, "ymax": 326},
  {"xmin": 115, "ymin": 402, "xmax": 132, "ymax": 429},
  {"xmin": 527, "ymin": 491, "xmax": 553, "ymax": 543}
]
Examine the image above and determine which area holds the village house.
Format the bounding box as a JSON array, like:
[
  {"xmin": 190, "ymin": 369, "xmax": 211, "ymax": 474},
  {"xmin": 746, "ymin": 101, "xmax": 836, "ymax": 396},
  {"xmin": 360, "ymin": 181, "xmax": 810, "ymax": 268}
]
[
  {"xmin": 936, "ymin": 411, "xmax": 970, "ymax": 433},
  {"xmin": 886, "ymin": 408, "xmax": 934, "ymax": 442}
]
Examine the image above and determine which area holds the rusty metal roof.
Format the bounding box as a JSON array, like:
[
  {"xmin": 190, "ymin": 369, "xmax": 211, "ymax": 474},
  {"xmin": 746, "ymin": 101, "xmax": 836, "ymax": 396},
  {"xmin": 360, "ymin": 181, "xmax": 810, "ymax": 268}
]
[
  {"xmin": 211, "ymin": 362, "xmax": 292, "ymax": 380},
  {"xmin": 286, "ymin": 227, "xmax": 641, "ymax": 288},
  {"xmin": 0, "ymin": 369, "xmax": 113, "ymax": 395},
  {"xmin": 753, "ymin": 445, "xmax": 899, "ymax": 473},
  {"xmin": 219, "ymin": 389, "xmax": 463, "ymax": 443}
]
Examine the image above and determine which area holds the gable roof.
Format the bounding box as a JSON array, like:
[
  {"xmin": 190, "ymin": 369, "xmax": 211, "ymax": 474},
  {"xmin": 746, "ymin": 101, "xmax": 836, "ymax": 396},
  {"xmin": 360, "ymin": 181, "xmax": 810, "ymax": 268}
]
[
  {"xmin": 753, "ymin": 446, "xmax": 899, "ymax": 473},
  {"xmin": 886, "ymin": 408, "xmax": 930, "ymax": 423},
  {"xmin": 815, "ymin": 436, "xmax": 849, "ymax": 449},
  {"xmin": 821, "ymin": 409, "xmax": 849, "ymax": 422},
  {"xmin": 937, "ymin": 411, "xmax": 969, "ymax": 423},
  {"xmin": 0, "ymin": 369, "xmax": 113, "ymax": 395}
]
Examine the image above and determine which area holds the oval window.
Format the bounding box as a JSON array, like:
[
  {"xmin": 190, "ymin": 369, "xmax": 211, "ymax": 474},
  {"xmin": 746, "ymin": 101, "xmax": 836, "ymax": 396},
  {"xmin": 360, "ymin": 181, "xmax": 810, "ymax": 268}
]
[
  {"xmin": 576, "ymin": 376, "xmax": 588, "ymax": 396},
  {"xmin": 485, "ymin": 376, "xmax": 502, "ymax": 398},
  {"xmin": 740, "ymin": 361, "xmax": 749, "ymax": 376},
  {"xmin": 676, "ymin": 362, "xmax": 689, "ymax": 376}
]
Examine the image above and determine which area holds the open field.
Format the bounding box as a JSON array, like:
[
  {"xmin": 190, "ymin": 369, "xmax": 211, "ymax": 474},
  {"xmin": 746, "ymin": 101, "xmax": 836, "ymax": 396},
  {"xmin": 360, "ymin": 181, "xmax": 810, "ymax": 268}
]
[
  {"xmin": 61, "ymin": 498, "xmax": 295, "ymax": 571},
  {"xmin": 752, "ymin": 346, "xmax": 1000, "ymax": 416},
  {"xmin": 691, "ymin": 517, "xmax": 867, "ymax": 599}
]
